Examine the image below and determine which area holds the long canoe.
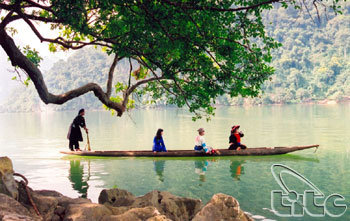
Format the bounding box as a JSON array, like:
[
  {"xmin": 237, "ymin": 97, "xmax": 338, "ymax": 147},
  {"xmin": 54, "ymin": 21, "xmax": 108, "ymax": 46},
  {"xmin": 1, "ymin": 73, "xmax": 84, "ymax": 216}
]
[{"xmin": 60, "ymin": 144, "xmax": 319, "ymax": 157}]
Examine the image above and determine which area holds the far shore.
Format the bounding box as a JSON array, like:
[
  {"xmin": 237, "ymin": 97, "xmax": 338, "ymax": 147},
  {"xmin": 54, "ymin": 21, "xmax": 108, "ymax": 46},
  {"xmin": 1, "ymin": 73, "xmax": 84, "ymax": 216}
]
[{"xmin": 0, "ymin": 98, "xmax": 349, "ymax": 114}]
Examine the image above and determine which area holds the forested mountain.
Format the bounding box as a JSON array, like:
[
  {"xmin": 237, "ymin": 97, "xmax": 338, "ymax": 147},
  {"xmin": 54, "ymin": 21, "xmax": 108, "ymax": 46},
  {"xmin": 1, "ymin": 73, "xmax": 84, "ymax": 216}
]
[
  {"xmin": 217, "ymin": 4, "xmax": 350, "ymax": 105},
  {"xmin": 2, "ymin": 5, "xmax": 350, "ymax": 112}
]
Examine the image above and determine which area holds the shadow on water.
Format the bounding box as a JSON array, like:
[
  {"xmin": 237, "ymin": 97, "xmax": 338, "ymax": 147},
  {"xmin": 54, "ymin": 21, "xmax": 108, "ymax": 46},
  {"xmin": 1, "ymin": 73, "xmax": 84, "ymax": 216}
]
[{"xmin": 69, "ymin": 160, "xmax": 90, "ymax": 198}]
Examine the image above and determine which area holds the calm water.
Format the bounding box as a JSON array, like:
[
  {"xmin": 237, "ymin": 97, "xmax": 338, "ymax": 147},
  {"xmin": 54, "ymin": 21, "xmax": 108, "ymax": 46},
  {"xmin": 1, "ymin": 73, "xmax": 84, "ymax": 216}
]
[{"xmin": 1, "ymin": 104, "xmax": 350, "ymax": 220}]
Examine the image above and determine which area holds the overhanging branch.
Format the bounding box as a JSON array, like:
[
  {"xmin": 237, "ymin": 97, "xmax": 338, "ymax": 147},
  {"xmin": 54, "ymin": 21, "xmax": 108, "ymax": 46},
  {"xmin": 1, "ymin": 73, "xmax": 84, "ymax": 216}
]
[{"xmin": 0, "ymin": 27, "xmax": 125, "ymax": 116}]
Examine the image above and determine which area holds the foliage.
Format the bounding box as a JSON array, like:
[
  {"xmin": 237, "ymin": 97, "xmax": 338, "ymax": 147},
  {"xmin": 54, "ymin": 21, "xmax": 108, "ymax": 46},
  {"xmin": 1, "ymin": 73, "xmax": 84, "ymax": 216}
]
[
  {"xmin": 0, "ymin": 0, "xmax": 292, "ymax": 120},
  {"xmin": 0, "ymin": 0, "xmax": 348, "ymax": 117},
  {"xmin": 3, "ymin": 2, "xmax": 350, "ymax": 113}
]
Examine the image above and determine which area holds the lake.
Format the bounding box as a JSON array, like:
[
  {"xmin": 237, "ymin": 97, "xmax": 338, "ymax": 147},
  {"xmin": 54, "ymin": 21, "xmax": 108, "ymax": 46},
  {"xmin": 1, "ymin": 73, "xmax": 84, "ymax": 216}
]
[{"xmin": 1, "ymin": 104, "xmax": 350, "ymax": 220}]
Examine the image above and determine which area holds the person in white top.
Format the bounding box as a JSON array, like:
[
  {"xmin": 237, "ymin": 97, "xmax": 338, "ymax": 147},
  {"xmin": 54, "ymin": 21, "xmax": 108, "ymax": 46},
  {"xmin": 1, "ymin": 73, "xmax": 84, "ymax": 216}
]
[{"xmin": 194, "ymin": 128, "xmax": 215, "ymax": 154}]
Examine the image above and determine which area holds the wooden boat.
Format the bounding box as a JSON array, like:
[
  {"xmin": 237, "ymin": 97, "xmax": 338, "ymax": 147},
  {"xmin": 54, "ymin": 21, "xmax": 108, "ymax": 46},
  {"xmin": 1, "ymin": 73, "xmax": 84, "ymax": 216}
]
[{"xmin": 60, "ymin": 144, "xmax": 319, "ymax": 157}]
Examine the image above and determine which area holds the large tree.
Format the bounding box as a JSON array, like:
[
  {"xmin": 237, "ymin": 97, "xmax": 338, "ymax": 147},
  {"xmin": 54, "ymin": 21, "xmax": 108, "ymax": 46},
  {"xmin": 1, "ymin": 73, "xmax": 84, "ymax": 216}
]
[{"xmin": 0, "ymin": 0, "xmax": 341, "ymax": 119}]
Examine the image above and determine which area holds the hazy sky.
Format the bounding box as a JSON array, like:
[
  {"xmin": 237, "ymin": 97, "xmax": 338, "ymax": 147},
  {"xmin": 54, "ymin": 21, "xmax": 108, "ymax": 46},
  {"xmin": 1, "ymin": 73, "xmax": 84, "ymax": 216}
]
[{"xmin": 0, "ymin": 19, "xmax": 72, "ymax": 102}]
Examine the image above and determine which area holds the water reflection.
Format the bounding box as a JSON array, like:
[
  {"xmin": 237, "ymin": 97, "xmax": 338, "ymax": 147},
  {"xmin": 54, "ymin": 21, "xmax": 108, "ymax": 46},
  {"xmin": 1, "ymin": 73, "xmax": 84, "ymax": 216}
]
[
  {"xmin": 69, "ymin": 160, "xmax": 90, "ymax": 198},
  {"xmin": 153, "ymin": 160, "xmax": 166, "ymax": 182},
  {"xmin": 194, "ymin": 159, "xmax": 218, "ymax": 183},
  {"xmin": 230, "ymin": 160, "xmax": 245, "ymax": 181},
  {"xmin": 194, "ymin": 160, "xmax": 209, "ymax": 183}
]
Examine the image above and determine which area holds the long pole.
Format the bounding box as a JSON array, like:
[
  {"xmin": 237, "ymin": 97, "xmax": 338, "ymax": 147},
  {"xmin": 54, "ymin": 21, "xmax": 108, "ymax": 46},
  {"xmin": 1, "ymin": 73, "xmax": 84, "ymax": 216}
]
[{"xmin": 86, "ymin": 133, "xmax": 91, "ymax": 151}]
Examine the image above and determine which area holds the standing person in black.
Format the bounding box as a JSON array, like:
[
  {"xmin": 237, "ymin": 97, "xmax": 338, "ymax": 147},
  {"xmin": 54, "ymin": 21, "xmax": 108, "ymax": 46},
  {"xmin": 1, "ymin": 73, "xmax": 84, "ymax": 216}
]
[
  {"xmin": 67, "ymin": 109, "xmax": 88, "ymax": 151},
  {"xmin": 228, "ymin": 125, "xmax": 247, "ymax": 150}
]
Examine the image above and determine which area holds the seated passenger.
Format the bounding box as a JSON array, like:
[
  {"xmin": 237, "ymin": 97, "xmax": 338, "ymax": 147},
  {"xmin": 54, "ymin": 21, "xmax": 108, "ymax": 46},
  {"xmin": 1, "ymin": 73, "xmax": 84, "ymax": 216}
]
[
  {"xmin": 153, "ymin": 128, "xmax": 167, "ymax": 152},
  {"xmin": 194, "ymin": 128, "xmax": 215, "ymax": 154},
  {"xmin": 228, "ymin": 125, "xmax": 247, "ymax": 150}
]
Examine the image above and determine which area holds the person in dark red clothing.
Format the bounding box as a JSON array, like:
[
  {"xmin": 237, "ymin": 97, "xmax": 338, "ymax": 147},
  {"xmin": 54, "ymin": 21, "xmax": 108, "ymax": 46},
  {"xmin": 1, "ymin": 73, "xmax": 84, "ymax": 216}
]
[{"xmin": 228, "ymin": 125, "xmax": 247, "ymax": 150}]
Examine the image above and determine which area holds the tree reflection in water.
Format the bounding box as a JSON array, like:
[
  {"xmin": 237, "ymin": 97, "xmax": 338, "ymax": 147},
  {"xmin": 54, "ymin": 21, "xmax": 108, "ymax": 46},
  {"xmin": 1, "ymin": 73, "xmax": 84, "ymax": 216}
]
[{"xmin": 69, "ymin": 160, "xmax": 90, "ymax": 198}]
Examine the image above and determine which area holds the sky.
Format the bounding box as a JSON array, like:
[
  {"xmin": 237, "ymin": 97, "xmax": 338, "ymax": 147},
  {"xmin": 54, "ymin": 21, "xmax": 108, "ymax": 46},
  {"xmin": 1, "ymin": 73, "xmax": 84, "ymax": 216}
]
[{"xmin": 0, "ymin": 18, "xmax": 72, "ymax": 102}]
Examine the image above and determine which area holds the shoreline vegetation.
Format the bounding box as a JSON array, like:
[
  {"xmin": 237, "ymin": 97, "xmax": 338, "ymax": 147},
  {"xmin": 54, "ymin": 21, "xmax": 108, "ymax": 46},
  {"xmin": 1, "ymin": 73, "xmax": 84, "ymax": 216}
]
[
  {"xmin": 0, "ymin": 98, "xmax": 347, "ymax": 114},
  {"xmin": 0, "ymin": 157, "xmax": 253, "ymax": 221}
]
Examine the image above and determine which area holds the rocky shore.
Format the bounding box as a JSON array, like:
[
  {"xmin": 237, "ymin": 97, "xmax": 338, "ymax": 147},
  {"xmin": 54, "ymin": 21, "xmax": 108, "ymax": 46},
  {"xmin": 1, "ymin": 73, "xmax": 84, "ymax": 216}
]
[{"xmin": 0, "ymin": 156, "xmax": 253, "ymax": 221}]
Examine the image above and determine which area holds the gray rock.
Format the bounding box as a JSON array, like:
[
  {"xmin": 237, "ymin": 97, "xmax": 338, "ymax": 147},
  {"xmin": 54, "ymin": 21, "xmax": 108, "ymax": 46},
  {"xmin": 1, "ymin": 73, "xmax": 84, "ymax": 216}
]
[
  {"xmin": 32, "ymin": 192, "xmax": 58, "ymax": 221},
  {"xmin": 146, "ymin": 215, "xmax": 173, "ymax": 221},
  {"xmin": 56, "ymin": 195, "xmax": 92, "ymax": 209},
  {"xmin": 98, "ymin": 188, "xmax": 135, "ymax": 207},
  {"xmin": 101, "ymin": 206, "xmax": 161, "ymax": 221},
  {"xmin": 64, "ymin": 203, "xmax": 112, "ymax": 221},
  {"xmin": 17, "ymin": 184, "xmax": 90, "ymax": 221},
  {"xmin": 54, "ymin": 205, "xmax": 66, "ymax": 217},
  {"xmin": 34, "ymin": 190, "xmax": 64, "ymax": 198},
  {"xmin": 99, "ymin": 189, "xmax": 202, "ymax": 221},
  {"xmin": 52, "ymin": 214, "xmax": 61, "ymax": 221},
  {"xmin": 0, "ymin": 193, "xmax": 39, "ymax": 221},
  {"xmin": 1, "ymin": 213, "xmax": 39, "ymax": 221},
  {"xmin": 131, "ymin": 190, "xmax": 201, "ymax": 221},
  {"xmin": 192, "ymin": 193, "xmax": 253, "ymax": 221},
  {"xmin": 33, "ymin": 189, "xmax": 91, "ymax": 208},
  {"xmin": 104, "ymin": 205, "xmax": 130, "ymax": 215},
  {"xmin": 0, "ymin": 157, "xmax": 18, "ymax": 199}
]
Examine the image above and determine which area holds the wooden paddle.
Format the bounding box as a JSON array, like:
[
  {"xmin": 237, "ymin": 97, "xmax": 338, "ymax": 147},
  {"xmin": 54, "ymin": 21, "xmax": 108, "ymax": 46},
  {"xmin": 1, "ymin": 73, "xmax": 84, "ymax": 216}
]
[{"xmin": 85, "ymin": 132, "xmax": 91, "ymax": 151}]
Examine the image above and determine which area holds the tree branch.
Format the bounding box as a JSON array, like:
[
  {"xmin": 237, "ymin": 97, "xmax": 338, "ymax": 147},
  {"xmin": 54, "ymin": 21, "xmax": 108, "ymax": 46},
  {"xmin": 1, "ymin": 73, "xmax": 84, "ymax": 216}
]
[
  {"xmin": 0, "ymin": 10, "xmax": 15, "ymax": 29},
  {"xmin": 0, "ymin": 27, "xmax": 125, "ymax": 116},
  {"xmin": 135, "ymin": 56, "xmax": 177, "ymax": 97},
  {"xmin": 106, "ymin": 54, "xmax": 119, "ymax": 97},
  {"xmin": 162, "ymin": 0, "xmax": 282, "ymax": 12},
  {"xmin": 171, "ymin": 77, "xmax": 191, "ymax": 109},
  {"xmin": 23, "ymin": 0, "xmax": 54, "ymax": 13},
  {"xmin": 18, "ymin": 10, "xmax": 110, "ymax": 50},
  {"xmin": 127, "ymin": 76, "xmax": 166, "ymax": 96},
  {"xmin": 122, "ymin": 59, "xmax": 166, "ymax": 107},
  {"xmin": 0, "ymin": 2, "xmax": 14, "ymax": 11},
  {"xmin": 128, "ymin": 57, "xmax": 133, "ymax": 89}
]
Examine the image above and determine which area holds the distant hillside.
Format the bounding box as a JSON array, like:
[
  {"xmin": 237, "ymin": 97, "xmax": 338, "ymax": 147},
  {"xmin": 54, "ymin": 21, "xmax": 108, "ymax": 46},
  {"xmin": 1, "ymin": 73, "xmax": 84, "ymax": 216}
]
[
  {"xmin": 217, "ymin": 4, "xmax": 350, "ymax": 105},
  {"xmin": 2, "ymin": 5, "xmax": 350, "ymax": 112}
]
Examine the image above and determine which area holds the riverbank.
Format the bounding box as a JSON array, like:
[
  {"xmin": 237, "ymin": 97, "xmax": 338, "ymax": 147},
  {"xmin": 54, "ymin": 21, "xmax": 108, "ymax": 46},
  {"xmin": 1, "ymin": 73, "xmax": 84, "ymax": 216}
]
[{"xmin": 0, "ymin": 157, "xmax": 253, "ymax": 221}]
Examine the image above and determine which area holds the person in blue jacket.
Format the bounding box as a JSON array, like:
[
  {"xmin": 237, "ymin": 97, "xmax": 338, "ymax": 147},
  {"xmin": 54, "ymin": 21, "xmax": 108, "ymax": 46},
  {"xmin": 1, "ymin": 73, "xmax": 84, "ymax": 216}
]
[{"xmin": 153, "ymin": 128, "xmax": 167, "ymax": 152}]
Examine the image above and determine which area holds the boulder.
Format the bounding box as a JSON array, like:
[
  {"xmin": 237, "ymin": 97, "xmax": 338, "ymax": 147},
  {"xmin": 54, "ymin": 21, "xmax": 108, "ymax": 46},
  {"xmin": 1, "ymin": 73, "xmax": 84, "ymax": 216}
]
[
  {"xmin": 64, "ymin": 203, "xmax": 112, "ymax": 221},
  {"xmin": 0, "ymin": 157, "xmax": 18, "ymax": 199},
  {"xmin": 31, "ymin": 192, "xmax": 58, "ymax": 221},
  {"xmin": 17, "ymin": 185, "xmax": 91, "ymax": 221},
  {"xmin": 98, "ymin": 188, "xmax": 135, "ymax": 207},
  {"xmin": 131, "ymin": 190, "xmax": 202, "ymax": 221},
  {"xmin": 146, "ymin": 215, "xmax": 173, "ymax": 221},
  {"xmin": 192, "ymin": 193, "xmax": 253, "ymax": 221},
  {"xmin": 54, "ymin": 205, "xmax": 66, "ymax": 219},
  {"xmin": 56, "ymin": 196, "xmax": 92, "ymax": 209},
  {"xmin": 101, "ymin": 206, "xmax": 162, "ymax": 221},
  {"xmin": 33, "ymin": 189, "xmax": 91, "ymax": 208},
  {"xmin": 1, "ymin": 214, "xmax": 39, "ymax": 221},
  {"xmin": 99, "ymin": 189, "xmax": 202, "ymax": 221},
  {"xmin": 0, "ymin": 193, "xmax": 39, "ymax": 221},
  {"xmin": 104, "ymin": 205, "xmax": 130, "ymax": 215}
]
